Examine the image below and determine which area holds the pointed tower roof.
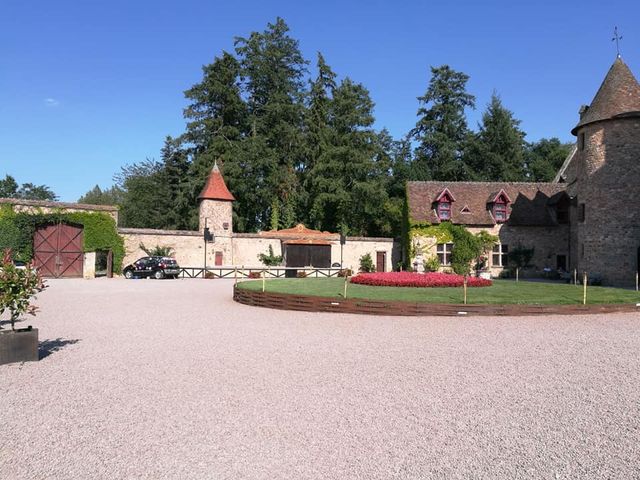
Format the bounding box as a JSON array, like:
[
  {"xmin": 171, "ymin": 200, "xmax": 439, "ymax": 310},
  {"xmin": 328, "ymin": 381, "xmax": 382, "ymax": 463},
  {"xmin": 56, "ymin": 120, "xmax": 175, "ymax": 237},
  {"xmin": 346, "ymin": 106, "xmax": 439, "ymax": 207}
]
[
  {"xmin": 572, "ymin": 57, "xmax": 640, "ymax": 135},
  {"xmin": 198, "ymin": 161, "xmax": 235, "ymax": 201}
]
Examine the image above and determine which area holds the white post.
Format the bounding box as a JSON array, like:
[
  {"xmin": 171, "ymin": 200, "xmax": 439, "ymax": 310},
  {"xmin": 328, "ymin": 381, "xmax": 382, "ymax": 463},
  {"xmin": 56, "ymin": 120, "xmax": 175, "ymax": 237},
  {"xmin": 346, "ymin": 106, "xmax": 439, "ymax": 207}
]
[
  {"xmin": 463, "ymin": 275, "xmax": 468, "ymax": 305},
  {"xmin": 583, "ymin": 271, "xmax": 587, "ymax": 305},
  {"xmin": 344, "ymin": 274, "xmax": 348, "ymax": 299}
]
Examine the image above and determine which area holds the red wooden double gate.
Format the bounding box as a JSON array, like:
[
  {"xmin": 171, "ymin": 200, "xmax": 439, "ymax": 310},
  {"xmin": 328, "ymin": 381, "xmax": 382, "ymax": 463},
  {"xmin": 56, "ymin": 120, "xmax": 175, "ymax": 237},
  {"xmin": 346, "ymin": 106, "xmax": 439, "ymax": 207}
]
[{"xmin": 33, "ymin": 223, "xmax": 84, "ymax": 278}]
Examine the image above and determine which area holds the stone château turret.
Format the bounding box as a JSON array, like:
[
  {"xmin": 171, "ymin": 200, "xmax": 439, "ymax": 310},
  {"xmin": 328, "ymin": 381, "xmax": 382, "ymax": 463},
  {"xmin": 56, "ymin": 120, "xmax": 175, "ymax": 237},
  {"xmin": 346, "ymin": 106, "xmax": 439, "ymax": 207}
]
[
  {"xmin": 198, "ymin": 161, "xmax": 235, "ymax": 239},
  {"xmin": 571, "ymin": 57, "xmax": 640, "ymax": 286}
]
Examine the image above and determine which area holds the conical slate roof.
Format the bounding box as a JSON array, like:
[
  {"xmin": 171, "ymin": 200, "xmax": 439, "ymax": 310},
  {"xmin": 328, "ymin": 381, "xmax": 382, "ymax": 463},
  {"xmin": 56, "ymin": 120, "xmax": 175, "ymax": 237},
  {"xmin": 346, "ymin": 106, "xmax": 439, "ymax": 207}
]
[
  {"xmin": 198, "ymin": 162, "xmax": 235, "ymax": 201},
  {"xmin": 572, "ymin": 57, "xmax": 640, "ymax": 135}
]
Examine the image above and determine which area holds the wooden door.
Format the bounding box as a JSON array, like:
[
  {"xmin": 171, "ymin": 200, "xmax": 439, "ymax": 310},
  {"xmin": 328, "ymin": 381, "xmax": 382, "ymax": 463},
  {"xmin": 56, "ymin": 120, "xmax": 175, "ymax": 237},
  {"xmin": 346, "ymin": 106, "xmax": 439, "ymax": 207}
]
[
  {"xmin": 285, "ymin": 245, "xmax": 331, "ymax": 268},
  {"xmin": 214, "ymin": 251, "xmax": 223, "ymax": 266},
  {"xmin": 376, "ymin": 251, "xmax": 386, "ymax": 272},
  {"xmin": 33, "ymin": 223, "xmax": 84, "ymax": 278}
]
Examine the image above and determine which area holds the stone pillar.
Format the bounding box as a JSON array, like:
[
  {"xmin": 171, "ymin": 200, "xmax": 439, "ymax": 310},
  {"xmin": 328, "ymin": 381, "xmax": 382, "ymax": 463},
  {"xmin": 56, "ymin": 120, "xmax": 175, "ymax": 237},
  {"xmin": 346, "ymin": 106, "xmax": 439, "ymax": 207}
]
[{"xmin": 83, "ymin": 252, "xmax": 96, "ymax": 279}]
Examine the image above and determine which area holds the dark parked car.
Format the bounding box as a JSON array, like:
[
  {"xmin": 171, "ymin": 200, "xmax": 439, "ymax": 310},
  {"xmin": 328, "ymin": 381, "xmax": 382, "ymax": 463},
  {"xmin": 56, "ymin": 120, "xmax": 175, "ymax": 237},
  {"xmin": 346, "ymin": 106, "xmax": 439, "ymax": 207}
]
[{"xmin": 123, "ymin": 256, "xmax": 180, "ymax": 279}]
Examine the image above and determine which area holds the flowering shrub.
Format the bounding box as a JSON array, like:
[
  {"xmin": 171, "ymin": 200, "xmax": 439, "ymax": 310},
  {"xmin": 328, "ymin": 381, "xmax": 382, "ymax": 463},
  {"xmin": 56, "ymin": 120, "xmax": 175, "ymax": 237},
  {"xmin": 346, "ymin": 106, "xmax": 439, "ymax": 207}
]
[
  {"xmin": 0, "ymin": 249, "xmax": 47, "ymax": 330},
  {"xmin": 350, "ymin": 271, "xmax": 492, "ymax": 288}
]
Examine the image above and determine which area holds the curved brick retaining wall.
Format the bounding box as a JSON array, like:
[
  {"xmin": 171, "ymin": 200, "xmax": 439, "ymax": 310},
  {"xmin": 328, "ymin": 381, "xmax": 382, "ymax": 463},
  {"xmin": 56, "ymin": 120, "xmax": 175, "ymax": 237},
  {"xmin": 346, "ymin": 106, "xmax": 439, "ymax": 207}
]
[{"xmin": 233, "ymin": 285, "xmax": 640, "ymax": 317}]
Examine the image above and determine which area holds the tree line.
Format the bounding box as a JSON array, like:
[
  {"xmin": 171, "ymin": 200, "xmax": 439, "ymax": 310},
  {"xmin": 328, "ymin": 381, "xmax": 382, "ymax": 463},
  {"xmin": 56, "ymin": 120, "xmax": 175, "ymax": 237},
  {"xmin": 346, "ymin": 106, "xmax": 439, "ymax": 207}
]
[
  {"xmin": 78, "ymin": 18, "xmax": 572, "ymax": 236},
  {"xmin": 0, "ymin": 175, "xmax": 57, "ymax": 201}
]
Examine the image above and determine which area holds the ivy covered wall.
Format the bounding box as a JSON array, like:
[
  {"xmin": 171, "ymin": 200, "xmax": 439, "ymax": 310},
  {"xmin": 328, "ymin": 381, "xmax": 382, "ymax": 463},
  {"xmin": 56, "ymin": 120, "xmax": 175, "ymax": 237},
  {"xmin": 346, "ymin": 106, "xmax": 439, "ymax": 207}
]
[
  {"xmin": 0, "ymin": 205, "xmax": 125, "ymax": 273},
  {"xmin": 404, "ymin": 210, "xmax": 497, "ymax": 274}
]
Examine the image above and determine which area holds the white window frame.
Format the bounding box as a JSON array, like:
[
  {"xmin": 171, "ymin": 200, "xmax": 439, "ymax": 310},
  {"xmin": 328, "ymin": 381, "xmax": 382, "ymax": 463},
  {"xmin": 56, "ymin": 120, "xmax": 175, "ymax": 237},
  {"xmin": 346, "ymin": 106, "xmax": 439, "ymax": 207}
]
[
  {"xmin": 437, "ymin": 243, "xmax": 453, "ymax": 266},
  {"xmin": 492, "ymin": 244, "xmax": 509, "ymax": 267}
]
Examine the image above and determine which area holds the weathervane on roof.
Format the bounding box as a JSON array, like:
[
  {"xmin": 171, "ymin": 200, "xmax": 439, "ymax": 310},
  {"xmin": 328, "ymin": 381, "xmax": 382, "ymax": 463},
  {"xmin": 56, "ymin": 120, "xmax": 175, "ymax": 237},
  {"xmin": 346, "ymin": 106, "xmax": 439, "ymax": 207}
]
[{"xmin": 612, "ymin": 26, "xmax": 623, "ymax": 58}]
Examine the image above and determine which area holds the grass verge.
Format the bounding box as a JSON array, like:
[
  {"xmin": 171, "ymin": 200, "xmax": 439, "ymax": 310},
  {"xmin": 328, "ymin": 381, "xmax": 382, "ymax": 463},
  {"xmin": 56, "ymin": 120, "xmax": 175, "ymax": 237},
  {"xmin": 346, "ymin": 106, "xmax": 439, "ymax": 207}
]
[{"xmin": 236, "ymin": 278, "xmax": 640, "ymax": 305}]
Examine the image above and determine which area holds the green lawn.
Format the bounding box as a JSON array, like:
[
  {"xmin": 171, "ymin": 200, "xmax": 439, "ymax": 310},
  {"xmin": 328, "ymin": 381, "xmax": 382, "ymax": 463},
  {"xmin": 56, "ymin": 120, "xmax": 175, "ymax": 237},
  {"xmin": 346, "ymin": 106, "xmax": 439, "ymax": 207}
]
[{"xmin": 237, "ymin": 278, "xmax": 640, "ymax": 305}]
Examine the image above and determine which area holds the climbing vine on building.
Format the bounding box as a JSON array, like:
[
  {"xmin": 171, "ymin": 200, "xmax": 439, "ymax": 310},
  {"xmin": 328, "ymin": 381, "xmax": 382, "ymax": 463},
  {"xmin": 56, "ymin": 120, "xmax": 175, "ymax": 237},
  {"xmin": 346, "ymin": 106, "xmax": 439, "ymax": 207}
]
[
  {"xmin": 407, "ymin": 220, "xmax": 497, "ymax": 275},
  {"xmin": 0, "ymin": 207, "xmax": 125, "ymax": 273}
]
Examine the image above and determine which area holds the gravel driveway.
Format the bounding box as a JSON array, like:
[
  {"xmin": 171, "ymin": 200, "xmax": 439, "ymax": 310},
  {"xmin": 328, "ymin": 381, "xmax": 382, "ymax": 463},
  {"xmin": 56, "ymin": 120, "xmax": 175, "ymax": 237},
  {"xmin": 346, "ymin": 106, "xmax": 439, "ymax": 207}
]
[{"xmin": 1, "ymin": 278, "xmax": 640, "ymax": 479}]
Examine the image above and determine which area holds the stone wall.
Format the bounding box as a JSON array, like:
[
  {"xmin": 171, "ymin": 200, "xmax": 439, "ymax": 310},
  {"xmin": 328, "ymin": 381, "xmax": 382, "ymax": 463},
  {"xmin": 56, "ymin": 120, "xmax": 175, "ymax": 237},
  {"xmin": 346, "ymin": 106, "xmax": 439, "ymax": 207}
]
[
  {"xmin": 339, "ymin": 238, "xmax": 398, "ymax": 272},
  {"xmin": 232, "ymin": 235, "xmax": 398, "ymax": 271},
  {"xmin": 120, "ymin": 228, "xmax": 398, "ymax": 272},
  {"xmin": 411, "ymin": 223, "xmax": 569, "ymax": 277},
  {"xmin": 232, "ymin": 235, "xmax": 282, "ymax": 267},
  {"xmin": 495, "ymin": 225, "xmax": 570, "ymax": 274},
  {"xmin": 575, "ymin": 118, "xmax": 640, "ymax": 286},
  {"xmin": 119, "ymin": 228, "xmax": 233, "ymax": 268},
  {"xmin": 198, "ymin": 199, "xmax": 233, "ymax": 236}
]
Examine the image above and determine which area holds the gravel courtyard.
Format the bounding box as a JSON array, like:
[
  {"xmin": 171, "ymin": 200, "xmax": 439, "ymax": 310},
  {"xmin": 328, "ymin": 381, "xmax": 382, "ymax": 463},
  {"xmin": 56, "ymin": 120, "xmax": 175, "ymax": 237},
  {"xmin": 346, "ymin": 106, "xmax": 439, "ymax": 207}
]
[{"xmin": 2, "ymin": 278, "xmax": 640, "ymax": 479}]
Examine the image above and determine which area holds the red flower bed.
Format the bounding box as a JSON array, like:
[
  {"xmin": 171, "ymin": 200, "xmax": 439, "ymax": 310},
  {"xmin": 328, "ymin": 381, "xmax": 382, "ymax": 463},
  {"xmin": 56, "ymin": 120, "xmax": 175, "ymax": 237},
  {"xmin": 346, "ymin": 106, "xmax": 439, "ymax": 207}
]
[{"xmin": 350, "ymin": 272, "xmax": 492, "ymax": 288}]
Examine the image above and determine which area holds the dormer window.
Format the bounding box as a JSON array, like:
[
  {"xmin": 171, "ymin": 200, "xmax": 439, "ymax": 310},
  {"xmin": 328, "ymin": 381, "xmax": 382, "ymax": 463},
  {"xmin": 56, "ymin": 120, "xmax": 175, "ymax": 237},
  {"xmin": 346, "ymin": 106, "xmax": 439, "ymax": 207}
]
[
  {"xmin": 494, "ymin": 201, "xmax": 507, "ymax": 222},
  {"xmin": 434, "ymin": 188, "xmax": 455, "ymax": 221},
  {"xmin": 488, "ymin": 190, "xmax": 511, "ymax": 223},
  {"xmin": 438, "ymin": 200, "xmax": 451, "ymax": 220}
]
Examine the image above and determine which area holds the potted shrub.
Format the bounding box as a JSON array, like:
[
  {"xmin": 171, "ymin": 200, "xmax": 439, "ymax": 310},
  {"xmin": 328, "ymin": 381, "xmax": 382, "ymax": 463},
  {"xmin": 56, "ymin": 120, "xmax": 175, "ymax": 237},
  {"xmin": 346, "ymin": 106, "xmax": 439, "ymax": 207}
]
[{"xmin": 0, "ymin": 249, "xmax": 47, "ymax": 365}]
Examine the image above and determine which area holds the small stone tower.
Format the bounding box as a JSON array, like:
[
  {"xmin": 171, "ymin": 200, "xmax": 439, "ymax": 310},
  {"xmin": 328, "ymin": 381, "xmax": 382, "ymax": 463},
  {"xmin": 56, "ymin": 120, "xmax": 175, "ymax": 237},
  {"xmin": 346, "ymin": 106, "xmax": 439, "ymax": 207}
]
[
  {"xmin": 571, "ymin": 57, "xmax": 640, "ymax": 286},
  {"xmin": 198, "ymin": 162, "xmax": 235, "ymax": 266}
]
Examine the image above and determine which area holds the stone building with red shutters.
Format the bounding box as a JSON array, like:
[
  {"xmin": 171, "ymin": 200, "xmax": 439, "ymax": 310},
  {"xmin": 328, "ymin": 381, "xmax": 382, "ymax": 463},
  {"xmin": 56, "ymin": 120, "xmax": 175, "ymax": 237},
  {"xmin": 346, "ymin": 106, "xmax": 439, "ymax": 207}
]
[{"xmin": 407, "ymin": 57, "xmax": 640, "ymax": 286}]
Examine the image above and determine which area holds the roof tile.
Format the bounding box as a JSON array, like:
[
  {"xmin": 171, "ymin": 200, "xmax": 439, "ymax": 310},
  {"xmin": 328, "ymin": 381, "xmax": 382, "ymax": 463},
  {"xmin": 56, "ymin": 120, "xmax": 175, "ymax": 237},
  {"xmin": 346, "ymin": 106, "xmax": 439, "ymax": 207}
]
[
  {"xmin": 572, "ymin": 57, "xmax": 640, "ymax": 134},
  {"xmin": 407, "ymin": 181, "xmax": 567, "ymax": 227},
  {"xmin": 198, "ymin": 162, "xmax": 235, "ymax": 201}
]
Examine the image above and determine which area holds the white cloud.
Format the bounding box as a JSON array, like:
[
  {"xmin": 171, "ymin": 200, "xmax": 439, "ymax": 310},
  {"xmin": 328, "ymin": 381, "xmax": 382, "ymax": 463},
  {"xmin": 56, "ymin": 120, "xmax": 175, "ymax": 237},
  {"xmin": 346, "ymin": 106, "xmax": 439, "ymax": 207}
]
[{"xmin": 44, "ymin": 98, "xmax": 60, "ymax": 107}]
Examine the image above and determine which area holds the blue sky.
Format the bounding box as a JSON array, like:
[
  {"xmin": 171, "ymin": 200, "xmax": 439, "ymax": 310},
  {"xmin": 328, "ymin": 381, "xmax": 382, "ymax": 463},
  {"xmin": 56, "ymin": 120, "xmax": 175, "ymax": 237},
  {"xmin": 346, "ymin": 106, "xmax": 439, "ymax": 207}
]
[{"xmin": 1, "ymin": 0, "xmax": 638, "ymax": 201}]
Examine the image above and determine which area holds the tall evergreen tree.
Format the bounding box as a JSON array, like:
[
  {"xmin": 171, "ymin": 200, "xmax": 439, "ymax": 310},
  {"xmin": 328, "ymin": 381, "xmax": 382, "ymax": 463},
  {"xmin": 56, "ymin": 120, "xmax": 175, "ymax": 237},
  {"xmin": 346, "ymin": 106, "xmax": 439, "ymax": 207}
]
[
  {"xmin": 115, "ymin": 160, "xmax": 168, "ymax": 228},
  {"xmin": 0, "ymin": 175, "xmax": 19, "ymax": 198},
  {"xmin": 525, "ymin": 138, "xmax": 573, "ymax": 182},
  {"xmin": 306, "ymin": 53, "xmax": 337, "ymax": 166},
  {"xmin": 182, "ymin": 51, "xmax": 248, "ymax": 227},
  {"xmin": 466, "ymin": 92, "xmax": 527, "ymax": 181},
  {"xmin": 159, "ymin": 137, "xmax": 192, "ymax": 229},
  {"xmin": 77, "ymin": 185, "xmax": 125, "ymax": 205},
  {"xmin": 411, "ymin": 65, "xmax": 476, "ymax": 181},
  {"xmin": 307, "ymin": 78, "xmax": 388, "ymax": 236},
  {"xmin": 301, "ymin": 53, "xmax": 338, "ymax": 221},
  {"xmin": 371, "ymin": 129, "xmax": 408, "ymax": 237},
  {"xmin": 0, "ymin": 174, "xmax": 57, "ymax": 200},
  {"xmin": 234, "ymin": 17, "xmax": 308, "ymax": 230}
]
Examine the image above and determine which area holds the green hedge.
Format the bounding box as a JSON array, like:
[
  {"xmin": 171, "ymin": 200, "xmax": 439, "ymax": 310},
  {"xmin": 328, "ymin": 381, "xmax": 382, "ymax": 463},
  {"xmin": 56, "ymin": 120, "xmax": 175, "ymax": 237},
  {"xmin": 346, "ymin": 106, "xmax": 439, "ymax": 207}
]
[{"xmin": 0, "ymin": 206, "xmax": 125, "ymax": 273}]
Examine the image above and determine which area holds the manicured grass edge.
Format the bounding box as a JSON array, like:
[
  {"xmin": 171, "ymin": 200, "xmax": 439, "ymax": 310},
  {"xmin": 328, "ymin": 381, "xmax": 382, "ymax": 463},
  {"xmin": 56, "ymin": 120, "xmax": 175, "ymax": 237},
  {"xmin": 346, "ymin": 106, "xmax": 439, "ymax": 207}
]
[{"xmin": 233, "ymin": 284, "xmax": 640, "ymax": 317}]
